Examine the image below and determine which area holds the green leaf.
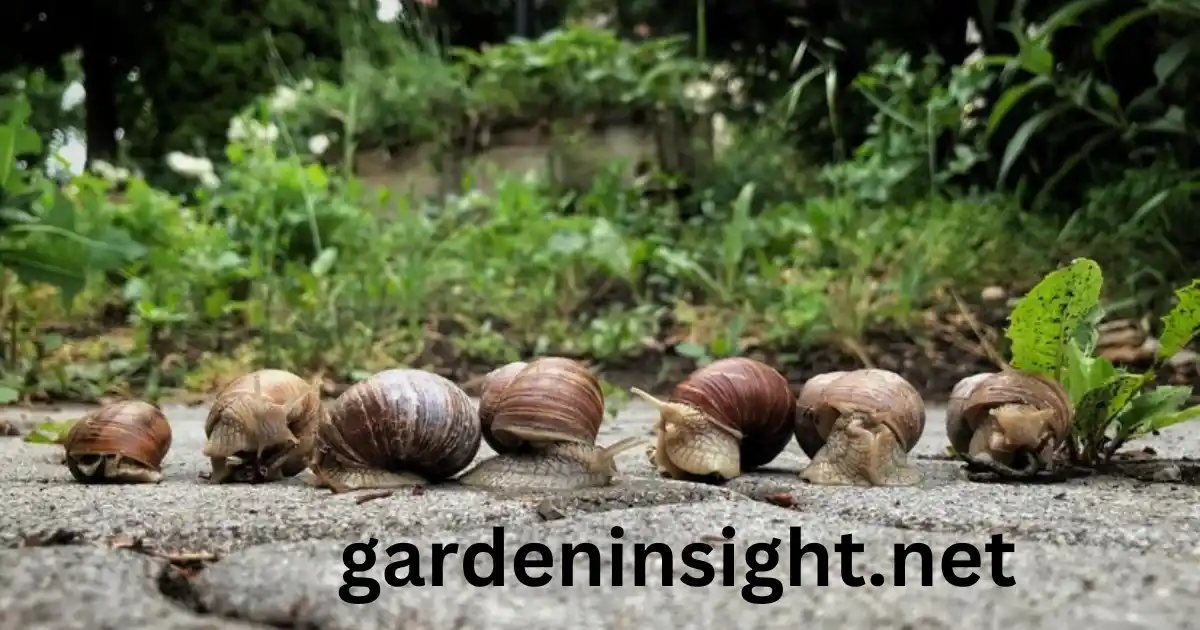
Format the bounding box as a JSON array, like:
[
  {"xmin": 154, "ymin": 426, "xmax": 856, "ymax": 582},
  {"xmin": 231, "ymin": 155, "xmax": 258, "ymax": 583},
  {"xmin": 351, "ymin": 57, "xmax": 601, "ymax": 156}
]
[
  {"xmin": 1093, "ymin": 8, "xmax": 1156, "ymax": 59},
  {"xmin": 310, "ymin": 247, "xmax": 338, "ymax": 277},
  {"xmin": 987, "ymin": 76, "xmax": 1052, "ymax": 133},
  {"xmin": 1154, "ymin": 38, "xmax": 1193, "ymax": 86},
  {"xmin": 997, "ymin": 103, "xmax": 1071, "ymax": 186},
  {"xmin": 1144, "ymin": 404, "xmax": 1200, "ymax": 433},
  {"xmin": 22, "ymin": 419, "xmax": 78, "ymax": 444},
  {"xmin": 1072, "ymin": 373, "xmax": 1144, "ymax": 440},
  {"xmin": 1116, "ymin": 385, "xmax": 1192, "ymax": 435},
  {"xmin": 1156, "ymin": 278, "xmax": 1200, "ymax": 363},
  {"xmin": 1006, "ymin": 257, "xmax": 1104, "ymax": 380},
  {"xmin": 0, "ymin": 386, "xmax": 18, "ymax": 404},
  {"xmin": 1060, "ymin": 338, "xmax": 1117, "ymax": 405}
]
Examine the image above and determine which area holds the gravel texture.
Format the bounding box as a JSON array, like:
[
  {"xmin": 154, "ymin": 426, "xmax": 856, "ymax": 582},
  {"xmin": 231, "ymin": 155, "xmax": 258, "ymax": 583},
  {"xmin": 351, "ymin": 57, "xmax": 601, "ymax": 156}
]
[{"xmin": 1, "ymin": 399, "xmax": 1199, "ymax": 629}]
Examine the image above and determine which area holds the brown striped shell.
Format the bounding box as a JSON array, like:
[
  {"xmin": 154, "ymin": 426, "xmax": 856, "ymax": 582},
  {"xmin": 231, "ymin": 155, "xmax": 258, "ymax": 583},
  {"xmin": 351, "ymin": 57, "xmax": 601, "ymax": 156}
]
[
  {"xmin": 478, "ymin": 357, "xmax": 605, "ymax": 453},
  {"xmin": 63, "ymin": 401, "xmax": 172, "ymax": 482},
  {"xmin": 311, "ymin": 369, "xmax": 482, "ymax": 483},
  {"xmin": 945, "ymin": 369, "xmax": 1074, "ymax": 455},
  {"xmin": 794, "ymin": 368, "xmax": 926, "ymax": 458},
  {"xmin": 203, "ymin": 369, "xmax": 324, "ymax": 482},
  {"xmin": 663, "ymin": 357, "xmax": 796, "ymax": 469}
]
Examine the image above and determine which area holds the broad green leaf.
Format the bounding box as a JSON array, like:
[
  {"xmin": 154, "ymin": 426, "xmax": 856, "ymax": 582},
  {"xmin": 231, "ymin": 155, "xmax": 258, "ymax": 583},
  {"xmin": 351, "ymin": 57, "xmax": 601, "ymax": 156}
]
[
  {"xmin": 1154, "ymin": 38, "xmax": 1193, "ymax": 86},
  {"xmin": 1116, "ymin": 385, "xmax": 1192, "ymax": 435},
  {"xmin": 22, "ymin": 419, "xmax": 78, "ymax": 444},
  {"xmin": 0, "ymin": 386, "xmax": 18, "ymax": 404},
  {"xmin": 1156, "ymin": 278, "xmax": 1200, "ymax": 363},
  {"xmin": 987, "ymin": 76, "xmax": 1052, "ymax": 133},
  {"xmin": 1145, "ymin": 404, "xmax": 1200, "ymax": 433},
  {"xmin": 1060, "ymin": 338, "xmax": 1117, "ymax": 405},
  {"xmin": 1006, "ymin": 257, "xmax": 1103, "ymax": 379},
  {"xmin": 1072, "ymin": 373, "xmax": 1144, "ymax": 440},
  {"xmin": 1093, "ymin": 8, "xmax": 1156, "ymax": 59},
  {"xmin": 998, "ymin": 103, "xmax": 1071, "ymax": 186}
]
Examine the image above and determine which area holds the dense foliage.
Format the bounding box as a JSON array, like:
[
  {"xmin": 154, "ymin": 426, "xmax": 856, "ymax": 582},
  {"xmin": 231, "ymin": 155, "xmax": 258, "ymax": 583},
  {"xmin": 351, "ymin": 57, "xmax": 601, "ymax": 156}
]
[{"xmin": 0, "ymin": 0, "xmax": 1195, "ymax": 413}]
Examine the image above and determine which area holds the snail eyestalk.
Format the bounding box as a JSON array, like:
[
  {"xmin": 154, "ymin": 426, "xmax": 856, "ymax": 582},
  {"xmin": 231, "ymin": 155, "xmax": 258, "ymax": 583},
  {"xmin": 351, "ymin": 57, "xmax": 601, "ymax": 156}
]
[
  {"xmin": 630, "ymin": 386, "xmax": 744, "ymax": 481},
  {"xmin": 799, "ymin": 411, "xmax": 919, "ymax": 486}
]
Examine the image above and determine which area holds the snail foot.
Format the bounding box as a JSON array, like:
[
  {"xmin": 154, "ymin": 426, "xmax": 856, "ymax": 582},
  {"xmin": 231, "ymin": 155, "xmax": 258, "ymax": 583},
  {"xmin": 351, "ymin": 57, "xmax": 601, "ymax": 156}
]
[
  {"xmin": 799, "ymin": 413, "xmax": 919, "ymax": 486},
  {"xmin": 67, "ymin": 454, "xmax": 162, "ymax": 484},
  {"xmin": 458, "ymin": 437, "xmax": 645, "ymax": 491},
  {"xmin": 307, "ymin": 465, "xmax": 430, "ymax": 492}
]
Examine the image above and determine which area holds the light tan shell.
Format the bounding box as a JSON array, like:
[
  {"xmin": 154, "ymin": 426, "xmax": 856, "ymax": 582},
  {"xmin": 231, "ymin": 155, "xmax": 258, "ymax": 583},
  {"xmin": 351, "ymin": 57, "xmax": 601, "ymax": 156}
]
[
  {"xmin": 63, "ymin": 400, "xmax": 172, "ymax": 483},
  {"xmin": 945, "ymin": 369, "xmax": 1074, "ymax": 455},
  {"xmin": 203, "ymin": 369, "xmax": 323, "ymax": 483},
  {"xmin": 478, "ymin": 357, "xmax": 604, "ymax": 453},
  {"xmin": 794, "ymin": 368, "xmax": 926, "ymax": 457},
  {"xmin": 309, "ymin": 369, "xmax": 481, "ymax": 491}
]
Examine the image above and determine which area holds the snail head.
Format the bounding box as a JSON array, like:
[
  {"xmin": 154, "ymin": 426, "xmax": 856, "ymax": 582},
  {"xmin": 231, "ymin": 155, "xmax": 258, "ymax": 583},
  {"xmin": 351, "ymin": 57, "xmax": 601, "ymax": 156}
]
[{"xmin": 979, "ymin": 403, "xmax": 1056, "ymax": 457}]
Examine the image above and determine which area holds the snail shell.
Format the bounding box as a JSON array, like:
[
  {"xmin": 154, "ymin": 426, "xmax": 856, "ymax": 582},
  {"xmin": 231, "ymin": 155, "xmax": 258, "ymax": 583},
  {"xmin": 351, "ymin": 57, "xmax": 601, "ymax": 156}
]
[
  {"xmin": 460, "ymin": 357, "xmax": 645, "ymax": 490},
  {"xmin": 945, "ymin": 369, "xmax": 1073, "ymax": 476},
  {"xmin": 63, "ymin": 401, "xmax": 172, "ymax": 484},
  {"xmin": 309, "ymin": 369, "xmax": 481, "ymax": 492},
  {"xmin": 630, "ymin": 357, "xmax": 795, "ymax": 481},
  {"xmin": 203, "ymin": 369, "xmax": 323, "ymax": 484},
  {"xmin": 794, "ymin": 368, "xmax": 925, "ymax": 486}
]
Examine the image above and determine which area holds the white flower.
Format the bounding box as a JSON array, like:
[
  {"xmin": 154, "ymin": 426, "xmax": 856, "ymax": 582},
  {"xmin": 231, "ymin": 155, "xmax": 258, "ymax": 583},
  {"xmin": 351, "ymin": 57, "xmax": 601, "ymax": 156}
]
[
  {"xmin": 225, "ymin": 115, "xmax": 279, "ymax": 146},
  {"xmin": 199, "ymin": 172, "xmax": 221, "ymax": 189},
  {"xmin": 227, "ymin": 117, "xmax": 247, "ymax": 142},
  {"xmin": 308, "ymin": 134, "xmax": 330, "ymax": 155},
  {"xmin": 684, "ymin": 80, "xmax": 717, "ymax": 113},
  {"xmin": 166, "ymin": 151, "xmax": 218, "ymax": 187},
  {"xmin": 270, "ymin": 86, "xmax": 298, "ymax": 112},
  {"xmin": 90, "ymin": 159, "xmax": 130, "ymax": 182}
]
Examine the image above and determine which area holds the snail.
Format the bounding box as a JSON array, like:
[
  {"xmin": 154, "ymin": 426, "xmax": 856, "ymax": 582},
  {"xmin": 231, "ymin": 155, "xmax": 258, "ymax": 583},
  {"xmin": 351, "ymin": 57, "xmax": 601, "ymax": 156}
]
[
  {"xmin": 945, "ymin": 369, "xmax": 1074, "ymax": 477},
  {"xmin": 62, "ymin": 400, "xmax": 172, "ymax": 483},
  {"xmin": 309, "ymin": 368, "xmax": 482, "ymax": 492},
  {"xmin": 630, "ymin": 357, "xmax": 795, "ymax": 482},
  {"xmin": 203, "ymin": 369, "xmax": 324, "ymax": 484},
  {"xmin": 459, "ymin": 357, "xmax": 646, "ymax": 490},
  {"xmin": 794, "ymin": 369, "xmax": 926, "ymax": 486}
]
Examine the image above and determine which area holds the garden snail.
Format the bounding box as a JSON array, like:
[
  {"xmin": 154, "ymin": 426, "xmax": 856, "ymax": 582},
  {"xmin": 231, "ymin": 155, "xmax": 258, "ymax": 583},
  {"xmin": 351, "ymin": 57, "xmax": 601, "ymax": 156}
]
[
  {"xmin": 203, "ymin": 369, "xmax": 324, "ymax": 484},
  {"xmin": 309, "ymin": 368, "xmax": 482, "ymax": 491},
  {"xmin": 630, "ymin": 357, "xmax": 795, "ymax": 482},
  {"xmin": 794, "ymin": 368, "xmax": 925, "ymax": 486},
  {"xmin": 945, "ymin": 369, "xmax": 1074, "ymax": 477},
  {"xmin": 458, "ymin": 357, "xmax": 646, "ymax": 490},
  {"xmin": 62, "ymin": 400, "xmax": 172, "ymax": 484}
]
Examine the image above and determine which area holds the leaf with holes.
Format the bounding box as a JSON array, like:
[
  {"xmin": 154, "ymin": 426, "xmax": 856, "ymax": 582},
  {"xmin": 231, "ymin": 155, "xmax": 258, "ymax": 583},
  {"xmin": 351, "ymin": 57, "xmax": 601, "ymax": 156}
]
[
  {"xmin": 1156, "ymin": 279, "xmax": 1200, "ymax": 364},
  {"xmin": 1005, "ymin": 258, "xmax": 1103, "ymax": 380}
]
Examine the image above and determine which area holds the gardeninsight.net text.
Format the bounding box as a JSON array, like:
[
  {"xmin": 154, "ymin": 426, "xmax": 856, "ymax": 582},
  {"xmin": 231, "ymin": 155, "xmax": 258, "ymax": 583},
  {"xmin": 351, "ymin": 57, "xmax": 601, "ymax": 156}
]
[{"xmin": 339, "ymin": 526, "xmax": 1015, "ymax": 605}]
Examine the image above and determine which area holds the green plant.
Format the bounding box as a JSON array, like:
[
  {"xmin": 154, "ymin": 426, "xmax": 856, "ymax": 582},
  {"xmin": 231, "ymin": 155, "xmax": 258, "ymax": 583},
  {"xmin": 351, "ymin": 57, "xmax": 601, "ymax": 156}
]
[{"xmin": 1004, "ymin": 257, "xmax": 1200, "ymax": 465}]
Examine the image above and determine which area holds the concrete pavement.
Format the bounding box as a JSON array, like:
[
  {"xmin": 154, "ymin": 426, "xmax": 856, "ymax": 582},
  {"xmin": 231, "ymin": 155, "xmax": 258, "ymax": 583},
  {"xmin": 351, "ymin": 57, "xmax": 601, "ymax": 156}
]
[{"xmin": 1, "ymin": 400, "xmax": 1198, "ymax": 629}]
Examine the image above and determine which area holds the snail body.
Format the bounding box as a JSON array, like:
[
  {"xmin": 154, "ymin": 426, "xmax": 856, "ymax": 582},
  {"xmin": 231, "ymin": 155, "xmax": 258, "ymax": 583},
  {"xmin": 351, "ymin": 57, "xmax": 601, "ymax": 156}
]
[
  {"xmin": 458, "ymin": 357, "xmax": 646, "ymax": 490},
  {"xmin": 63, "ymin": 401, "xmax": 172, "ymax": 484},
  {"xmin": 630, "ymin": 357, "xmax": 795, "ymax": 482},
  {"xmin": 310, "ymin": 369, "xmax": 481, "ymax": 491},
  {"xmin": 794, "ymin": 369, "xmax": 925, "ymax": 486},
  {"xmin": 945, "ymin": 369, "xmax": 1074, "ymax": 477},
  {"xmin": 203, "ymin": 369, "xmax": 323, "ymax": 484}
]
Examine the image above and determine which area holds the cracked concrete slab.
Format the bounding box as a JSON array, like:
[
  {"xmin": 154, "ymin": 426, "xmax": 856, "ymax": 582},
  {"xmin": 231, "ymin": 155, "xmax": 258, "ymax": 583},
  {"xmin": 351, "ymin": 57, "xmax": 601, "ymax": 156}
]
[{"xmin": 2, "ymin": 399, "xmax": 1200, "ymax": 629}]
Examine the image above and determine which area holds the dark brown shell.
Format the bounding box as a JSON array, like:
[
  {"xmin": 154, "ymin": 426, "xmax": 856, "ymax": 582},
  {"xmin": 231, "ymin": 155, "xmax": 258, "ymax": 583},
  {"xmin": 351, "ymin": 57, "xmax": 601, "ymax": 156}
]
[
  {"xmin": 666, "ymin": 357, "xmax": 795, "ymax": 469},
  {"xmin": 63, "ymin": 401, "xmax": 172, "ymax": 471},
  {"xmin": 945, "ymin": 369, "xmax": 1074, "ymax": 454},
  {"xmin": 477, "ymin": 361, "xmax": 528, "ymax": 452},
  {"xmin": 794, "ymin": 368, "xmax": 925, "ymax": 458},
  {"xmin": 482, "ymin": 357, "xmax": 604, "ymax": 453},
  {"xmin": 313, "ymin": 369, "xmax": 481, "ymax": 481}
]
